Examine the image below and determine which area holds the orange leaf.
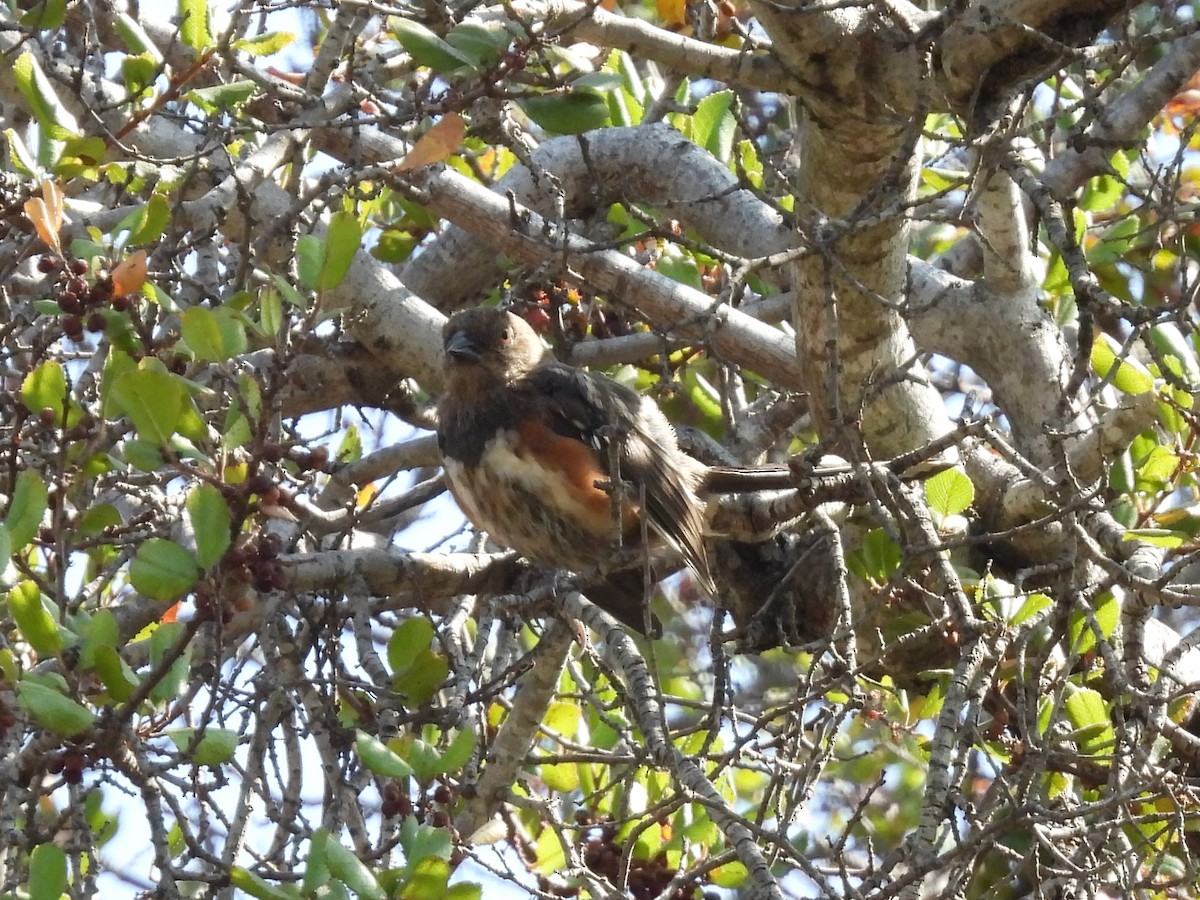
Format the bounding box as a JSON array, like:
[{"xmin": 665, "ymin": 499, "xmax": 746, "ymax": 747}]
[
  {"xmin": 394, "ymin": 113, "xmax": 466, "ymax": 172},
  {"xmin": 657, "ymin": 0, "xmax": 687, "ymax": 27},
  {"xmin": 112, "ymin": 249, "xmax": 148, "ymax": 297},
  {"xmin": 161, "ymin": 601, "xmax": 182, "ymax": 623},
  {"xmin": 24, "ymin": 181, "xmax": 64, "ymax": 253}
]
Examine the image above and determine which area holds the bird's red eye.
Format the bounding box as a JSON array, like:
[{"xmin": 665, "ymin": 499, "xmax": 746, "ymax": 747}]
[{"xmin": 499, "ymin": 327, "xmax": 512, "ymax": 344}]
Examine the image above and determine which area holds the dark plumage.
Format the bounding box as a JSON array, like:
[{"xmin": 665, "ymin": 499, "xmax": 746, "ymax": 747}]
[{"xmin": 436, "ymin": 307, "xmax": 714, "ymax": 633}]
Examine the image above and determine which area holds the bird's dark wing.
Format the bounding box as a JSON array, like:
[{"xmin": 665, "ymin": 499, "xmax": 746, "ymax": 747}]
[{"xmin": 525, "ymin": 363, "xmax": 713, "ymax": 591}]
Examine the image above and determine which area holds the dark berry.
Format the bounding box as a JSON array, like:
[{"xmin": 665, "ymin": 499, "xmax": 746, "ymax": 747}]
[
  {"xmin": 433, "ymin": 784, "xmax": 452, "ymax": 804},
  {"xmin": 86, "ymin": 312, "xmax": 106, "ymax": 333},
  {"xmin": 39, "ymin": 407, "xmax": 56, "ymax": 427},
  {"xmin": 112, "ymin": 294, "xmax": 131, "ymax": 312},
  {"xmin": 68, "ymin": 276, "xmax": 88, "ymax": 296},
  {"xmin": 37, "ymin": 255, "xmax": 60, "ymax": 273},
  {"xmin": 58, "ymin": 292, "xmax": 81, "ymax": 314},
  {"xmin": 246, "ymin": 474, "xmax": 274, "ymax": 496},
  {"xmin": 70, "ymin": 258, "xmax": 89, "ymax": 276}
]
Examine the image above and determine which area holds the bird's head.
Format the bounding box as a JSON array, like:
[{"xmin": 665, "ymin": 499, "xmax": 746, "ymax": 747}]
[{"xmin": 442, "ymin": 307, "xmax": 547, "ymax": 384}]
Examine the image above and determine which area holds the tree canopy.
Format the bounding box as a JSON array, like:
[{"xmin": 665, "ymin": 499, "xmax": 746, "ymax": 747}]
[{"xmin": 2, "ymin": 0, "xmax": 1200, "ymax": 897}]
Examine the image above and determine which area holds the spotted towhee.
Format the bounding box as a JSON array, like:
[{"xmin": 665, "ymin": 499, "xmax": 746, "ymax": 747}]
[{"xmin": 436, "ymin": 306, "xmax": 793, "ymax": 634}]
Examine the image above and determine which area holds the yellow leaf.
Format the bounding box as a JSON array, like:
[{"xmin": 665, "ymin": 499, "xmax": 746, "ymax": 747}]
[{"xmin": 356, "ymin": 483, "xmax": 380, "ymax": 508}]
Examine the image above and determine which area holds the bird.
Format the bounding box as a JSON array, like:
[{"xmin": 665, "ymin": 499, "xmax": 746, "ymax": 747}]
[{"xmin": 435, "ymin": 305, "xmax": 793, "ymax": 635}]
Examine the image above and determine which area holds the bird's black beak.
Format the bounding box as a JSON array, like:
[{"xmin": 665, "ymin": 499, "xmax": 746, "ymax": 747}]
[{"xmin": 445, "ymin": 330, "xmax": 481, "ymax": 362}]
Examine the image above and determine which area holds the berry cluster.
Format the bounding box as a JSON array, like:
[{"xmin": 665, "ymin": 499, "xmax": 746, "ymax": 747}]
[
  {"xmin": 46, "ymin": 745, "xmax": 91, "ymax": 785},
  {"xmin": 578, "ymin": 817, "xmax": 708, "ymax": 900},
  {"xmin": 38, "ymin": 254, "xmax": 125, "ymax": 341},
  {"xmin": 224, "ymin": 532, "xmax": 287, "ymax": 594},
  {"xmin": 381, "ymin": 779, "xmax": 455, "ymax": 826}
]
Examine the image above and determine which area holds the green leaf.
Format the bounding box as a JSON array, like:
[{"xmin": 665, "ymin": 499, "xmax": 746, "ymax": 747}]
[
  {"xmin": 0, "ymin": 525, "xmax": 10, "ymax": 567},
  {"xmin": 302, "ymin": 829, "xmax": 332, "ymax": 896},
  {"xmin": 544, "ymin": 700, "xmax": 581, "ymax": 738},
  {"xmin": 29, "ymin": 843, "xmax": 67, "ymax": 900},
  {"xmin": 179, "ymin": 0, "xmax": 213, "ymax": 51},
  {"xmin": 1149, "ymin": 322, "xmax": 1200, "ymax": 385},
  {"xmin": 180, "ymin": 306, "xmax": 249, "ymax": 362},
  {"xmin": 1124, "ymin": 528, "xmax": 1186, "ymax": 549},
  {"xmin": 5, "ymin": 468, "xmax": 48, "ymax": 552},
  {"xmin": 18, "ymin": 680, "xmax": 95, "ymax": 737},
  {"xmin": 114, "ymin": 13, "xmax": 163, "ymax": 59},
  {"xmin": 533, "ymin": 826, "xmax": 566, "ymax": 874},
  {"xmin": 13, "ymin": 50, "xmax": 78, "ymax": 141},
  {"xmin": 8, "ymin": 580, "xmax": 63, "ymax": 656},
  {"xmin": 122, "ymin": 54, "xmax": 159, "ymax": 100},
  {"xmin": 130, "ymin": 539, "xmax": 199, "ymax": 601},
  {"xmin": 436, "ymin": 728, "xmax": 475, "ymax": 775},
  {"xmin": 20, "ymin": 0, "xmax": 68, "ymax": 30},
  {"xmin": 128, "ymin": 194, "xmax": 171, "ymax": 244},
  {"xmin": 388, "ymin": 617, "xmax": 435, "ymax": 676},
  {"xmin": 233, "ymin": 31, "xmax": 296, "ymax": 56},
  {"xmin": 186, "ymin": 484, "xmax": 231, "ymax": 569},
  {"xmin": 444, "ymin": 22, "xmax": 508, "ymax": 68},
  {"xmin": 401, "ymin": 857, "xmax": 450, "ymax": 900},
  {"xmin": 402, "ymin": 738, "xmax": 442, "ymax": 784},
  {"xmin": 1068, "ymin": 592, "xmax": 1119, "ymax": 655},
  {"xmin": 296, "ymin": 234, "xmax": 323, "ymax": 292},
  {"xmin": 270, "ymin": 273, "xmax": 308, "ymax": 308},
  {"xmin": 110, "ymin": 368, "xmax": 186, "ymax": 445},
  {"xmin": 355, "ymin": 731, "xmax": 415, "ymax": 779},
  {"xmin": 848, "ymin": 528, "xmax": 901, "ymax": 584},
  {"xmin": 445, "ymin": 884, "xmax": 482, "ymax": 900},
  {"xmin": 393, "ymin": 19, "xmax": 476, "ymax": 73},
  {"xmin": 924, "ymin": 467, "xmax": 975, "ymax": 518},
  {"xmin": 318, "ymin": 211, "xmax": 361, "ymax": 291},
  {"xmin": 337, "ymin": 423, "xmax": 363, "ymax": 464},
  {"xmin": 148, "ymin": 621, "xmax": 191, "ymax": 703},
  {"xmin": 321, "ymin": 834, "xmax": 387, "ymax": 900},
  {"xmin": 540, "ymin": 762, "xmax": 579, "ymax": 792},
  {"xmin": 692, "ymin": 89, "xmax": 735, "ymax": 161},
  {"xmin": 230, "ymin": 867, "xmax": 296, "ymax": 900},
  {"xmin": 259, "ymin": 287, "xmax": 284, "ymax": 337},
  {"xmin": 1063, "ymin": 685, "xmax": 1114, "ymax": 756},
  {"xmin": 168, "ymin": 728, "xmax": 239, "ymax": 765},
  {"xmin": 92, "ymin": 645, "xmax": 139, "ymax": 702},
  {"xmin": 4, "ymin": 128, "xmax": 39, "ymax": 177},
  {"xmin": 186, "ymin": 81, "xmax": 257, "ymax": 114},
  {"xmin": 1091, "ymin": 333, "xmax": 1154, "ymax": 395},
  {"xmin": 76, "ymin": 502, "xmax": 122, "ymax": 537},
  {"xmin": 1008, "ymin": 592, "xmax": 1053, "ymax": 626},
  {"xmin": 79, "ymin": 608, "xmax": 119, "ymax": 669},
  {"xmin": 709, "ymin": 861, "xmax": 749, "ymax": 888},
  {"xmin": 520, "ymin": 91, "xmax": 610, "ymax": 135},
  {"xmin": 394, "ymin": 650, "xmax": 449, "ymax": 705},
  {"xmin": 22, "ymin": 359, "xmax": 69, "ymax": 424}
]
